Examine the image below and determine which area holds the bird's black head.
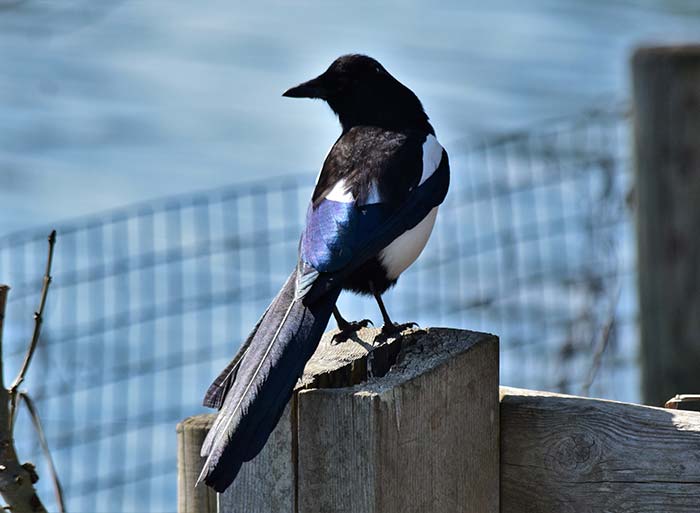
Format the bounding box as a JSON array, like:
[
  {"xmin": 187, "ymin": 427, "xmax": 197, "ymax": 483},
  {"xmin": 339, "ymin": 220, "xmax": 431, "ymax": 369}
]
[{"xmin": 283, "ymin": 54, "xmax": 432, "ymax": 133}]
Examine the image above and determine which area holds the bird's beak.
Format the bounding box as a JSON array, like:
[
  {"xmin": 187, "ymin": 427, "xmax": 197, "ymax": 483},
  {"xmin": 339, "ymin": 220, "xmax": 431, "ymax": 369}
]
[{"xmin": 282, "ymin": 74, "xmax": 328, "ymax": 99}]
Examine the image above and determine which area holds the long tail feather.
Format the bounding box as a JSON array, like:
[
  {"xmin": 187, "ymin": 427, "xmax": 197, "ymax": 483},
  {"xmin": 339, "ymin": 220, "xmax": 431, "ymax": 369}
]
[
  {"xmin": 203, "ymin": 299, "xmax": 274, "ymax": 409},
  {"xmin": 198, "ymin": 268, "xmax": 339, "ymax": 492}
]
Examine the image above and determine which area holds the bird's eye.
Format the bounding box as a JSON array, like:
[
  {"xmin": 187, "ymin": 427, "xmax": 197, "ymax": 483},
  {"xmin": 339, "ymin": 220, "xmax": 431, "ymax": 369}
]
[{"xmin": 374, "ymin": 65, "xmax": 382, "ymax": 73}]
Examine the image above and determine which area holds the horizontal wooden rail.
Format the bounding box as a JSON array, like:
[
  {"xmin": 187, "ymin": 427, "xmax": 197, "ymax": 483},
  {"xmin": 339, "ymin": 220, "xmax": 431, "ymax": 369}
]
[{"xmin": 501, "ymin": 387, "xmax": 700, "ymax": 512}]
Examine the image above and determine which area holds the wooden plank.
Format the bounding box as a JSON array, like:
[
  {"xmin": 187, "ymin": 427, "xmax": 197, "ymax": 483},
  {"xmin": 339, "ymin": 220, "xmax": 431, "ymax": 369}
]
[
  {"xmin": 500, "ymin": 386, "xmax": 700, "ymax": 512},
  {"xmin": 632, "ymin": 45, "xmax": 700, "ymax": 406},
  {"xmin": 297, "ymin": 328, "xmax": 500, "ymax": 513}
]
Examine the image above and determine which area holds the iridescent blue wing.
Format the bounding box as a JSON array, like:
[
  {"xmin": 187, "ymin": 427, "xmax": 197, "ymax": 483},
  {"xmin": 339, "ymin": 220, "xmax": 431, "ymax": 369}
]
[{"xmin": 297, "ymin": 128, "xmax": 449, "ymax": 299}]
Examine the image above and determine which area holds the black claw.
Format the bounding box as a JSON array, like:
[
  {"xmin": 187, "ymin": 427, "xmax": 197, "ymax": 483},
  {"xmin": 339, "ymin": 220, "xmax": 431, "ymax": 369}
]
[
  {"xmin": 375, "ymin": 321, "xmax": 418, "ymax": 343},
  {"xmin": 331, "ymin": 319, "xmax": 373, "ymax": 344}
]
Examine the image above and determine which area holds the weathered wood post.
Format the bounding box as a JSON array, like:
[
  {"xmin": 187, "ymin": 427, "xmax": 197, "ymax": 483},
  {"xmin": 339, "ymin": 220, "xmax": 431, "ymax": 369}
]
[
  {"xmin": 177, "ymin": 327, "xmax": 499, "ymax": 513},
  {"xmin": 177, "ymin": 415, "xmax": 217, "ymax": 513},
  {"xmin": 632, "ymin": 45, "xmax": 700, "ymax": 406}
]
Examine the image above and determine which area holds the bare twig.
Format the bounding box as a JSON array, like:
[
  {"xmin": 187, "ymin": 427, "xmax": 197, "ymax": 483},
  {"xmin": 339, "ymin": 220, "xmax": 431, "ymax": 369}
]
[
  {"xmin": 581, "ymin": 285, "xmax": 621, "ymax": 396},
  {"xmin": 18, "ymin": 392, "xmax": 65, "ymax": 513},
  {"xmin": 0, "ymin": 286, "xmax": 48, "ymax": 513},
  {"xmin": 9, "ymin": 230, "xmax": 56, "ymax": 400},
  {"xmin": 0, "ymin": 287, "xmax": 8, "ymax": 387}
]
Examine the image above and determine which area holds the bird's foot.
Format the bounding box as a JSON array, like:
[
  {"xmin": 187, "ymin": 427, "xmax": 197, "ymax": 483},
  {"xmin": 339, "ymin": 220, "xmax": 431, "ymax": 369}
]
[
  {"xmin": 376, "ymin": 321, "xmax": 419, "ymax": 343},
  {"xmin": 331, "ymin": 319, "xmax": 374, "ymax": 344}
]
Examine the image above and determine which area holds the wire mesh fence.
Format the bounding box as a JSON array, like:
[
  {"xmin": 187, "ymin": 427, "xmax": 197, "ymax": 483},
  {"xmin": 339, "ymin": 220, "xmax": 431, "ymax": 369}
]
[{"xmin": 0, "ymin": 105, "xmax": 636, "ymax": 512}]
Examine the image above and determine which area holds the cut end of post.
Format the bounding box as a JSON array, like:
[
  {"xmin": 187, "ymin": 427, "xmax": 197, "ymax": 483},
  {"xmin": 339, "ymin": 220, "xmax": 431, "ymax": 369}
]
[{"xmin": 297, "ymin": 324, "xmax": 419, "ymax": 390}]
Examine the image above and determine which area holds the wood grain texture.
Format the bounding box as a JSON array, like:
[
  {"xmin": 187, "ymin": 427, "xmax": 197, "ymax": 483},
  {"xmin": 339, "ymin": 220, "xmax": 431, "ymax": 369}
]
[
  {"xmin": 177, "ymin": 404, "xmax": 295, "ymax": 513},
  {"xmin": 500, "ymin": 387, "xmax": 700, "ymax": 512},
  {"xmin": 177, "ymin": 414, "xmax": 217, "ymax": 513},
  {"xmin": 220, "ymin": 402, "xmax": 295, "ymax": 513},
  {"xmin": 297, "ymin": 328, "xmax": 500, "ymax": 513},
  {"xmin": 297, "ymin": 325, "xmax": 409, "ymax": 390},
  {"xmin": 632, "ymin": 45, "xmax": 700, "ymax": 406}
]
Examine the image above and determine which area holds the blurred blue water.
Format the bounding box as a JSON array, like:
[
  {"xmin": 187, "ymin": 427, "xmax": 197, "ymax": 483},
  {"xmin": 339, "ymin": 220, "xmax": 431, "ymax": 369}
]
[{"xmin": 1, "ymin": 0, "xmax": 699, "ymax": 236}]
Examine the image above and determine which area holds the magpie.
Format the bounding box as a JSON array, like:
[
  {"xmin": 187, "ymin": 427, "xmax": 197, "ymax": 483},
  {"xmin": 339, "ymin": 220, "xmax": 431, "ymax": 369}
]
[{"xmin": 198, "ymin": 54, "xmax": 449, "ymax": 492}]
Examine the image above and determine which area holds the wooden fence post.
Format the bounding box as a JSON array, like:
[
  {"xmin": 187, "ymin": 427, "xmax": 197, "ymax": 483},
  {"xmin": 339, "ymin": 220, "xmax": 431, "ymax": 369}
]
[
  {"xmin": 178, "ymin": 327, "xmax": 499, "ymax": 513},
  {"xmin": 177, "ymin": 414, "xmax": 217, "ymax": 513},
  {"xmin": 632, "ymin": 45, "xmax": 700, "ymax": 406}
]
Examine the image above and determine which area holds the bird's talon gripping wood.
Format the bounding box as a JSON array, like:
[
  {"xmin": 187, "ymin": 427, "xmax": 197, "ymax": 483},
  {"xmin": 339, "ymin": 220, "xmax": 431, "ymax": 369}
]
[
  {"xmin": 331, "ymin": 305, "xmax": 373, "ymax": 344},
  {"xmin": 331, "ymin": 319, "xmax": 374, "ymax": 345},
  {"xmin": 199, "ymin": 54, "xmax": 449, "ymax": 492},
  {"xmin": 376, "ymin": 322, "xmax": 419, "ymax": 343}
]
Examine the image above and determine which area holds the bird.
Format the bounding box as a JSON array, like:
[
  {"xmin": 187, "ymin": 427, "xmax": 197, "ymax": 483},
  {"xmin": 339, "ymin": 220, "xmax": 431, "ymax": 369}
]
[{"xmin": 198, "ymin": 54, "xmax": 450, "ymax": 492}]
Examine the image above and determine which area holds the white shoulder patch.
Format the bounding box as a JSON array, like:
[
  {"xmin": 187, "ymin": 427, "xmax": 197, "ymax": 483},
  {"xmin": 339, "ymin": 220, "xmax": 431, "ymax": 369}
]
[
  {"xmin": 419, "ymin": 134, "xmax": 444, "ymax": 185},
  {"xmin": 325, "ymin": 179, "xmax": 354, "ymax": 203}
]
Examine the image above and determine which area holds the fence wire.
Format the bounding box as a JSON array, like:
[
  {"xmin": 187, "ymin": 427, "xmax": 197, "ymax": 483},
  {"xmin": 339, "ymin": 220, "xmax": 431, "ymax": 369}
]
[{"xmin": 0, "ymin": 105, "xmax": 636, "ymax": 512}]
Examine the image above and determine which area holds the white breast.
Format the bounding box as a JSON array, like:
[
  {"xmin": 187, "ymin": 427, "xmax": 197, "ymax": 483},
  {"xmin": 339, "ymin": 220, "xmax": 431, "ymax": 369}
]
[{"xmin": 379, "ymin": 206, "xmax": 438, "ymax": 280}]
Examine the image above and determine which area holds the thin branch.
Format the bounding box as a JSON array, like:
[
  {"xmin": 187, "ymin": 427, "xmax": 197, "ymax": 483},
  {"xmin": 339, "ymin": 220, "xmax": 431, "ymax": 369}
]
[
  {"xmin": 18, "ymin": 392, "xmax": 65, "ymax": 513},
  {"xmin": 0, "ymin": 286, "xmax": 48, "ymax": 513},
  {"xmin": 9, "ymin": 230, "xmax": 56, "ymax": 398},
  {"xmin": 0, "ymin": 287, "xmax": 8, "ymax": 386},
  {"xmin": 581, "ymin": 285, "xmax": 621, "ymax": 396}
]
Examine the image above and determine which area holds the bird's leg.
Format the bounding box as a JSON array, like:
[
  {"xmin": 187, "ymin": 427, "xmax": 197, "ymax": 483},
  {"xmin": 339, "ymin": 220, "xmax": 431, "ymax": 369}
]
[
  {"xmin": 331, "ymin": 306, "xmax": 373, "ymax": 344},
  {"xmin": 370, "ymin": 282, "xmax": 418, "ymax": 338},
  {"xmin": 332, "ymin": 306, "xmax": 351, "ymax": 330},
  {"xmin": 372, "ymin": 288, "xmax": 395, "ymax": 329}
]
